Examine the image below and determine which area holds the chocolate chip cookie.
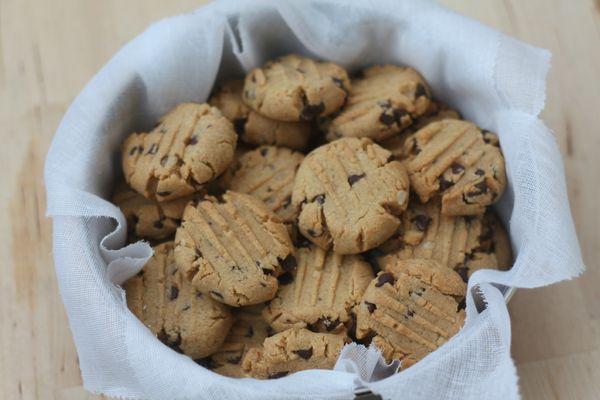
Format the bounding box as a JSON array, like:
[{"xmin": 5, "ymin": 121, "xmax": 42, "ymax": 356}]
[
  {"xmin": 112, "ymin": 182, "xmax": 197, "ymax": 240},
  {"xmin": 242, "ymin": 54, "xmax": 350, "ymax": 122},
  {"xmin": 241, "ymin": 328, "xmax": 348, "ymax": 379},
  {"xmin": 124, "ymin": 242, "xmax": 234, "ymax": 359},
  {"xmin": 263, "ymin": 244, "xmax": 374, "ymax": 333},
  {"xmin": 404, "ymin": 119, "xmax": 507, "ymax": 216},
  {"xmin": 209, "ymin": 80, "xmax": 312, "ymax": 150},
  {"xmin": 461, "ymin": 211, "xmax": 512, "ymax": 278},
  {"xmin": 380, "ymin": 103, "xmax": 461, "ymax": 160},
  {"xmin": 218, "ymin": 146, "xmax": 304, "ymax": 223},
  {"xmin": 326, "ymin": 65, "xmax": 431, "ymax": 142},
  {"xmin": 355, "ymin": 269, "xmax": 465, "ymax": 367},
  {"xmin": 122, "ymin": 103, "xmax": 237, "ymax": 202},
  {"xmin": 374, "ymin": 198, "xmax": 483, "ymax": 272},
  {"xmin": 210, "ymin": 304, "xmax": 272, "ymax": 377},
  {"xmin": 292, "ymin": 137, "xmax": 410, "ymax": 254},
  {"xmin": 174, "ymin": 191, "xmax": 295, "ymax": 306}
]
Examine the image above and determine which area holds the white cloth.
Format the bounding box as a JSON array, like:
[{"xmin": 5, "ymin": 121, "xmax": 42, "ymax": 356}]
[{"xmin": 44, "ymin": 0, "xmax": 585, "ymax": 399}]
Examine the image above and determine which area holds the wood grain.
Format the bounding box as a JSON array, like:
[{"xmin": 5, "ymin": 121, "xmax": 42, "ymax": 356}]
[{"xmin": 0, "ymin": 0, "xmax": 597, "ymax": 399}]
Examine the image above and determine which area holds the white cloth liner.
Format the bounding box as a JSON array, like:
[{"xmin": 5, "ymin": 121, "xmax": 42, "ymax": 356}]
[{"xmin": 45, "ymin": 0, "xmax": 584, "ymax": 399}]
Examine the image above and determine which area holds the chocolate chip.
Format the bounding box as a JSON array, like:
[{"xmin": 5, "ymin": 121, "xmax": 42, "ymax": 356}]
[
  {"xmin": 277, "ymin": 272, "xmax": 294, "ymax": 285},
  {"xmin": 146, "ymin": 143, "xmax": 159, "ymax": 155},
  {"xmin": 307, "ymin": 229, "xmax": 318, "ymax": 237},
  {"xmin": 210, "ymin": 290, "xmax": 223, "ymax": 299},
  {"xmin": 438, "ymin": 176, "xmax": 454, "ymax": 191},
  {"xmin": 269, "ymin": 371, "xmax": 289, "ymax": 379},
  {"xmin": 456, "ymin": 267, "xmax": 469, "ymax": 283},
  {"xmin": 406, "ymin": 309, "xmax": 415, "ymax": 317},
  {"xmin": 168, "ymin": 286, "xmax": 179, "ymax": 301},
  {"xmin": 324, "ymin": 318, "xmax": 341, "ymax": 332},
  {"xmin": 278, "ymin": 255, "xmax": 297, "ymax": 272},
  {"xmin": 415, "ymin": 83, "xmax": 429, "ymax": 98},
  {"xmin": 475, "ymin": 169, "xmax": 485, "ymax": 176},
  {"xmin": 153, "ymin": 220, "xmax": 164, "ymax": 229},
  {"xmin": 262, "ymin": 268, "xmax": 274, "ymax": 276},
  {"xmin": 410, "ymin": 138, "xmax": 421, "ymax": 155},
  {"xmin": 260, "ymin": 147, "xmax": 268, "ymax": 156},
  {"xmin": 157, "ymin": 191, "xmax": 171, "ymax": 197},
  {"xmin": 379, "ymin": 112, "xmax": 396, "ymax": 126},
  {"xmin": 347, "ymin": 173, "xmax": 366, "ymax": 186},
  {"xmin": 365, "ymin": 301, "xmax": 377, "ymax": 313},
  {"xmin": 181, "ymin": 304, "xmax": 191, "ymax": 311},
  {"xmin": 160, "ymin": 156, "xmax": 169, "ymax": 166},
  {"xmin": 457, "ymin": 298, "xmax": 467, "ymax": 311},
  {"xmin": 299, "ymin": 102, "xmax": 325, "ymax": 121},
  {"xmin": 188, "ymin": 136, "xmax": 198, "ymax": 145},
  {"xmin": 451, "ymin": 162, "xmax": 465, "ymax": 174},
  {"xmin": 332, "ymin": 77, "xmax": 346, "ymax": 90},
  {"xmin": 468, "ymin": 180, "xmax": 488, "ymax": 196},
  {"xmin": 129, "ymin": 146, "xmax": 139, "ymax": 156},
  {"xmin": 313, "ymin": 194, "xmax": 325, "ymax": 205},
  {"xmin": 393, "ymin": 108, "xmax": 409, "ymax": 123},
  {"xmin": 245, "ymin": 326, "xmax": 254, "ymax": 338},
  {"xmin": 375, "ymin": 272, "xmax": 395, "ymax": 287},
  {"xmin": 411, "ymin": 215, "xmax": 431, "ymax": 231},
  {"xmin": 293, "ymin": 347, "xmax": 313, "ymax": 360}
]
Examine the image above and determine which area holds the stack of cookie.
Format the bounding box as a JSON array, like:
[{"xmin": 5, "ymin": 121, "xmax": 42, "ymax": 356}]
[{"xmin": 114, "ymin": 54, "xmax": 512, "ymax": 378}]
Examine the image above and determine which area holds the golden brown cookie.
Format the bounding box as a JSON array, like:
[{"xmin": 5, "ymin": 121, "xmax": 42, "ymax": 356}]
[
  {"xmin": 355, "ymin": 269, "xmax": 465, "ymax": 366},
  {"xmin": 263, "ymin": 244, "xmax": 374, "ymax": 333},
  {"xmin": 218, "ymin": 146, "xmax": 304, "ymax": 223},
  {"xmin": 112, "ymin": 182, "xmax": 198, "ymax": 240},
  {"xmin": 209, "ymin": 80, "xmax": 312, "ymax": 150},
  {"xmin": 122, "ymin": 103, "xmax": 237, "ymax": 202},
  {"xmin": 210, "ymin": 304, "xmax": 272, "ymax": 377},
  {"xmin": 326, "ymin": 65, "xmax": 431, "ymax": 142},
  {"xmin": 241, "ymin": 328, "xmax": 347, "ymax": 379},
  {"xmin": 124, "ymin": 242, "xmax": 234, "ymax": 359},
  {"xmin": 292, "ymin": 137, "xmax": 410, "ymax": 254},
  {"xmin": 375, "ymin": 199, "xmax": 483, "ymax": 273},
  {"xmin": 174, "ymin": 191, "xmax": 295, "ymax": 307},
  {"xmin": 242, "ymin": 54, "xmax": 350, "ymax": 122},
  {"xmin": 380, "ymin": 104, "xmax": 461, "ymax": 160},
  {"xmin": 403, "ymin": 119, "xmax": 507, "ymax": 216}
]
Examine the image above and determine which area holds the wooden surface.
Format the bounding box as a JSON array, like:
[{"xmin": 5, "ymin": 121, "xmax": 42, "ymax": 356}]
[{"xmin": 0, "ymin": 0, "xmax": 598, "ymax": 399}]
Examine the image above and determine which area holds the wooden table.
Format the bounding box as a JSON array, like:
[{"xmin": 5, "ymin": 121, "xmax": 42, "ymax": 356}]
[{"xmin": 1, "ymin": 1, "xmax": 598, "ymax": 399}]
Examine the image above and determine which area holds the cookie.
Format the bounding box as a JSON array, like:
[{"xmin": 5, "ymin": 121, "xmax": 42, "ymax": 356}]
[
  {"xmin": 210, "ymin": 304, "xmax": 272, "ymax": 377},
  {"xmin": 174, "ymin": 191, "xmax": 295, "ymax": 306},
  {"xmin": 292, "ymin": 137, "xmax": 410, "ymax": 254},
  {"xmin": 461, "ymin": 211, "xmax": 512, "ymax": 278},
  {"xmin": 218, "ymin": 146, "xmax": 304, "ymax": 223},
  {"xmin": 380, "ymin": 103, "xmax": 461, "ymax": 160},
  {"xmin": 241, "ymin": 328, "xmax": 347, "ymax": 379},
  {"xmin": 403, "ymin": 119, "xmax": 507, "ymax": 216},
  {"xmin": 242, "ymin": 54, "xmax": 351, "ymax": 122},
  {"xmin": 355, "ymin": 269, "xmax": 465, "ymax": 366},
  {"xmin": 374, "ymin": 199, "xmax": 483, "ymax": 273},
  {"xmin": 124, "ymin": 242, "xmax": 234, "ymax": 359},
  {"xmin": 122, "ymin": 103, "xmax": 237, "ymax": 202},
  {"xmin": 326, "ymin": 65, "xmax": 431, "ymax": 142},
  {"xmin": 209, "ymin": 80, "xmax": 311, "ymax": 150},
  {"xmin": 112, "ymin": 182, "xmax": 197, "ymax": 240},
  {"xmin": 262, "ymin": 244, "xmax": 374, "ymax": 334}
]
